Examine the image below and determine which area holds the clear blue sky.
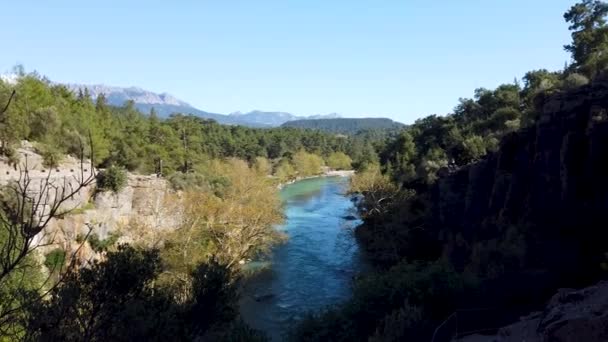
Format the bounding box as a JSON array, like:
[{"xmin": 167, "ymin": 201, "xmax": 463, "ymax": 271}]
[{"xmin": 1, "ymin": 1, "xmax": 574, "ymax": 123}]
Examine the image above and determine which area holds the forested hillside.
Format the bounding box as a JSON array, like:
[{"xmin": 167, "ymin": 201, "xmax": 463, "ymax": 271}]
[
  {"xmin": 292, "ymin": 1, "xmax": 608, "ymax": 341},
  {"xmin": 0, "ymin": 70, "xmax": 388, "ymax": 340},
  {"xmin": 0, "ymin": 73, "xmax": 390, "ymax": 177},
  {"xmin": 281, "ymin": 117, "xmax": 404, "ymax": 134}
]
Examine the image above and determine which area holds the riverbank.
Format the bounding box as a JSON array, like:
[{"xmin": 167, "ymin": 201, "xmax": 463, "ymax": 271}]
[{"xmin": 277, "ymin": 169, "xmax": 355, "ymax": 189}]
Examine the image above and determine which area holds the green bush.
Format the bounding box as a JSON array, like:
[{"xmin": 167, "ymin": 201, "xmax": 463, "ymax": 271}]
[
  {"xmin": 44, "ymin": 248, "xmax": 66, "ymax": 271},
  {"xmin": 88, "ymin": 232, "xmax": 121, "ymax": 253},
  {"xmin": 37, "ymin": 143, "xmax": 63, "ymax": 168},
  {"xmin": 274, "ymin": 159, "xmax": 297, "ymax": 182},
  {"xmin": 292, "ymin": 150, "xmax": 324, "ymax": 177},
  {"xmin": 27, "ymin": 246, "xmax": 266, "ymax": 341},
  {"xmin": 562, "ymin": 73, "xmax": 589, "ymax": 89},
  {"xmin": 97, "ymin": 166, "xmax": 127, "ymax": 193},
  {"xmin": 326, "ymin": 152, "xmax": 353, "ymax": 170}
]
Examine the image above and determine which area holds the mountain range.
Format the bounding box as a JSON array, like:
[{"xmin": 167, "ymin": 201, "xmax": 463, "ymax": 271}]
[{"xmin": 66, "ymin": 83, "xmax": 343, "ymax": 127}]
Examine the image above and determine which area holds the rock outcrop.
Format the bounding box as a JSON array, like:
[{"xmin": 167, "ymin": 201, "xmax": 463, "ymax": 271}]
[
  {"xmin": 0, "ymin": 143, "xmax": 183, "ymax": 258},
  {"xmin": 46, "ymin": 174, "xmax": 182, "ymax": 249},
  {"xmin": 431, "ymin": 79, "xmax": 608, "ymax": 277},
  {"xmin": 461, "ymin": 281, "xmax": 608, "ymax": 342}
]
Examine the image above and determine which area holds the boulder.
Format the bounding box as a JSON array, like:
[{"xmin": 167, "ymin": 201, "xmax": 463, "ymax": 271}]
[
  {"xmin": 536, "ymin": 281, "xmax": 608, "ymax": 341},
  {"xmin": 462, "ymin": 281, "xmax": 608, "ymax": 342}
]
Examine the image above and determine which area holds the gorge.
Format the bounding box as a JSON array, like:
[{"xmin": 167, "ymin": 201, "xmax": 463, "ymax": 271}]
[{"xmin": 3, "ymin": 1, "xmax": 608, "ymax": 341}]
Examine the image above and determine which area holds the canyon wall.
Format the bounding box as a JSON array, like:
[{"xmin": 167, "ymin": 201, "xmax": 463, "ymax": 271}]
[
  {"xmin": 432, "ymin": 79, "xmax": 608, "ymax": 278},
  {"xmin": 47, "ymin": 174, "xmax": 182, "ymax": 249},
  {"xmin": 0, "ymin": 145, "xmax": 183, "ymax": 258}
]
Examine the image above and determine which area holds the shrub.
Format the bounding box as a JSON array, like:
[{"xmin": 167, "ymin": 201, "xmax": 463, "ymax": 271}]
[
  {"xmin": 253, "ymin": 156, "xmax": 272, "ymax": 175},
  {"xmin": 44, "ymin": 248, "xmax": 66, "ymax": 272},
  {"xmin": 326, "ymin": 152, "xmax": 353, "ymax": 170},
  {"xmin": 562, "ymin": 73, "xmax": 589, "ymax": 89},
  {"xmin": 97, "ymin": 166, "xmax": 127, "ymax": 193},
  {"xmin": 274, "ymin": 159, "xmax": 296, "ymax": 182},
  {"xmin": 37, "ymin": 143, "xmax": 63, "ymax": 168},
  {"xmin": 88, "ymin": 232, "xmax": 121, "ymax": 253},
  {"xmin": 292, "ymin": 150, "xmax": 324, "ymax": 177},
  {"xmin": 461, "ymin": 135, "xmax": 487, "ymax": 163}
]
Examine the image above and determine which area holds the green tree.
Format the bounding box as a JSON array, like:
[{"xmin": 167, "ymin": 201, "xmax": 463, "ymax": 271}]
[
  {"xmin": 388, "ymin": 132, "xmax": 417, "ymax": 183},
  {"xmin": 274, "ymin": 159, "xmax": 296, "ymax": 182},
  {"xmin": 253, "ymin": 156, "xmax": 272, "ymax": 175},
  {"xmin": 418, "ymin": 148, "xmax": 448, "ymax": 184},
  {"xmin": 563, "ymin": 72, "xmax": 590, "ymax": 89},
  {"xmin": 350, "ymin": 163, "xmax": 410, "ymax": 221},
  {"xmin": 461, "ymin": 135, "xmax": 487, "ymax": 163},
  {"xmin": 326, "ymin": 152, "xmax": 352, "ymax": 170},
  {"xmin": 27, "ymin": 246, "xmax": 180, "ymax": 341},
  {"xmin": 97, "ymin": 166, "xmax": 127, "ymax": 193},
  {"xmin": 292, "ymin": 150, "xmax": 324, "ymax": 177},
  {"xmin": 564, "ymin": 0, "xmax": 608, "ymax": 76}
]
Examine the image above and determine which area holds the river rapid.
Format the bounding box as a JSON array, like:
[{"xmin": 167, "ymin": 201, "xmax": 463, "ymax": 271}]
[{"xmin": 239, "ymin": 176, "xmax": 367, "ymax": 341}]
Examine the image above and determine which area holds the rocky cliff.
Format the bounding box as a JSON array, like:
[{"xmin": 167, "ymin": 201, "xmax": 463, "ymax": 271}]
[
  {"xmin": 432, "ymin": 79, "xmax": 608, "ymax": 280},
  {"xmin": 46, "ymin": 174, "xmax": 182, "ymax": 251},
  {"xmin": 461, "ymin": 280, "xmax": 608, "ymax": 342},
  {"xmin": 0, "ymin": 144, "xmax": 182, "ymax": 260}
]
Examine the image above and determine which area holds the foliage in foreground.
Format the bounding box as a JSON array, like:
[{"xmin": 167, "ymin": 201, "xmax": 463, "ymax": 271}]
[
  {"xmin": 160, "ymin": 158, "xmax": 285, "ymax": 298},
  {"xmin": 26, "ymin": 245, "xmax": 266, "ymax": 341},
  {"xmin": 290, "ymin": 261, "xmax": 469, "ymax": 342}
]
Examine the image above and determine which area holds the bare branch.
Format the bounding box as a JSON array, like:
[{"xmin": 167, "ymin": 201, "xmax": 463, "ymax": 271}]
[
  {"xmin": 0, "ymin": 130, "xmax": 98, "ymax": 336},
  {"xmin": 0, "ymin": 90, "xmax": 15, "ymax": 116}
]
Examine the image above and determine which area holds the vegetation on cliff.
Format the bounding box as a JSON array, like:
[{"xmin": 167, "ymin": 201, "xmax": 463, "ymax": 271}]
[{"xmin": 292, "ymin": 1, "xmax": 608, "ymax": 341}]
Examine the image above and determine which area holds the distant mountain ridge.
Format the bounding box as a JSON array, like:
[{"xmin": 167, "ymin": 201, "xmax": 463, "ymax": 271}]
[
  {"xmin": 281, "ymin": 118, "xmax": 405, "ymax": 134},
  {"xmin": 227, "ymin": 110, "xmax": 340, "ymax": 127},
  {"xmin": 66, "ymin": 84, "xmax": 191, "ymax": 107},
  {"xmin": 65, "ymin": 83, "xmax": 342, "ymax": 127}
]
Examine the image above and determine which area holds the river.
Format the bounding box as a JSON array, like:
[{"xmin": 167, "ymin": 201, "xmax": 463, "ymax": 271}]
[{"xmin": 239, "ymin": 176, "xmax": 366, "ymax": 341}]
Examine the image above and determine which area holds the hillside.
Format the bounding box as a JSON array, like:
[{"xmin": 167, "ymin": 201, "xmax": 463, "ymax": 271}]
[
  {"xmin": 293, "ymin": 78, "xmax": 608, "ymax": 342},
  {"xmin": 281, "ymin": 117, "xmax": 405, "ymax": 134}
]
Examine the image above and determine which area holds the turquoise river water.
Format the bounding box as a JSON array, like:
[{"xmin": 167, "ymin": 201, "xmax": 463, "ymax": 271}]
[{"xmin": 239, "ymin": 176, "xmax": 367, "ymax": 341}]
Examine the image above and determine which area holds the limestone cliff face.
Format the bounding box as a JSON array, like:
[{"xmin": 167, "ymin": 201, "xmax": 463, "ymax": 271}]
[
  {"xmin": 0, "ymin": 143, "xmax": 183, "ymax": 257},
  {"xmin": 46, "ymin": 174, "xmax": 182, "ymax": 251},
  {"xmin": 431, "ymin": 80, "xmax": 608, "ymax": 276}
]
